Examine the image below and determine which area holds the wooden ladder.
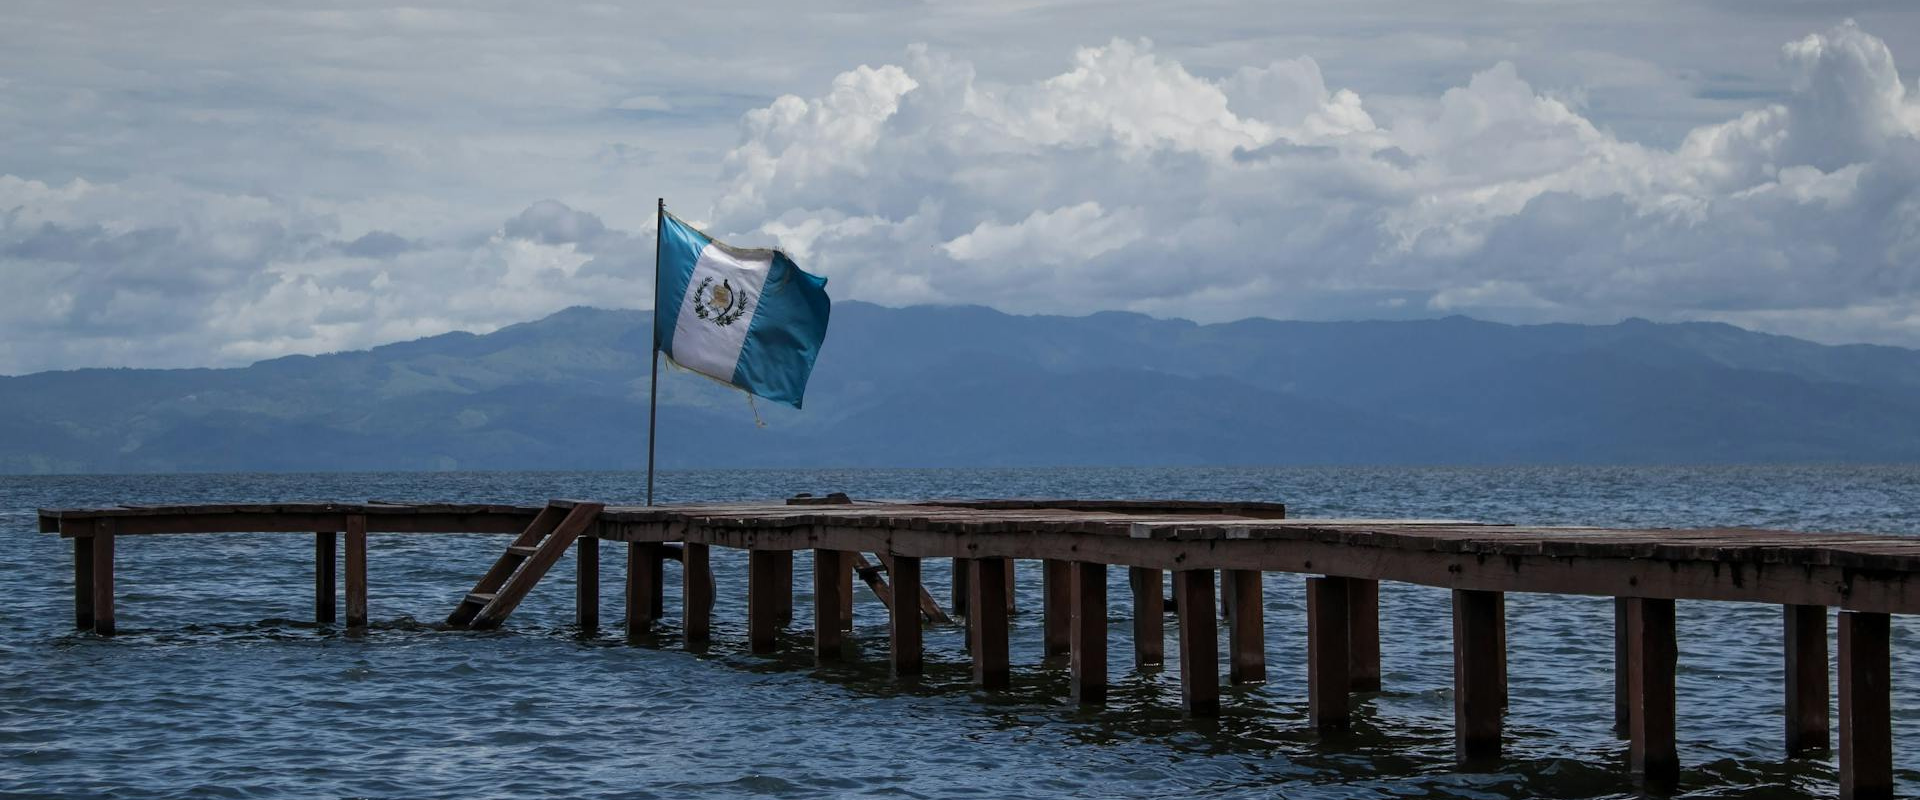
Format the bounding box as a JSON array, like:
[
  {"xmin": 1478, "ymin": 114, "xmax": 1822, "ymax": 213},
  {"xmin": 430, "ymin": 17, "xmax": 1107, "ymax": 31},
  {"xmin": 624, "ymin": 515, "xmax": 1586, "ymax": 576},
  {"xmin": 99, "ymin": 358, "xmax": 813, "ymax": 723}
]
[{"xmin": 447, "ymin": 501, "xmax": 605, "ymax": 630}]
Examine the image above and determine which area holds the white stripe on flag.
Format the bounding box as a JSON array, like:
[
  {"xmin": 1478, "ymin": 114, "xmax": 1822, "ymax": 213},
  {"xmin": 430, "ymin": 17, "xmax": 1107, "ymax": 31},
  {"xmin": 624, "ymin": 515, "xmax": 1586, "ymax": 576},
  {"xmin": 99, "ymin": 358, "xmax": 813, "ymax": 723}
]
[{"xmin": 668, "ymin": 241, "xmax": 770, "ymax": 384}]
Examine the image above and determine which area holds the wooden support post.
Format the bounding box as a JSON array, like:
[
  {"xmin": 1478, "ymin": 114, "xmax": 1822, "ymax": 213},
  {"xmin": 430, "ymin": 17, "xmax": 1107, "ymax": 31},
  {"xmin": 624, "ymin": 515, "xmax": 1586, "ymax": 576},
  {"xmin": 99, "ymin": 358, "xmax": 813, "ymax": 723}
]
[
  {"xmin": 814, "ymin": 549, "xmax": 848, "ymax": 661},
  {"xmin": 1173, "ymin": 568, "xmax": 1219, "ymax": 716},
  {"xmin": 1225, "ymin": 569, "xmax": 1265, "ymax": 684},
  {"xmin": 1453, "ymin": 588, "xmax": 1504, "ymax": 765},
  {"xmin": 1043, "ymin": 559, "xmax": 1072, "ymax": 657},
  {"xmin": 72, "ymin": 530, "xmax": 94, "ymax": 630},
  {"xmin": 748, "ymin": 550, "xmax": 782, "ymax": 654},
  {"xmin": 1130, "ymin": 567, "xmax": 1164, "ymax": 667},
  {"xmin": 1838, "ymin": 611, "xmax": 1892, "ymax": 800},
  {"xmin": 626, "ymin": 542, "xmax": 662, "ymax": 637},
  {"xmin": 969, "ymin": 557, "xmax": 1011, "ymax": 689},
  {"xmin": 1784, "ymin": 604, "xmax": 1830, "ymax": 757},
  {"xmin": 1614, "ymin": 597, "xmax": 1630, "ymax": 738},
  {"xmin": 1307, "ymin": 577, "xmax": 1351, "ymax": 732},
  {"xmin": 1627, "ymin": 597, "xmax": 1678, "ymax": 790},
  {"xmin": 1348, "ymin": 578, "xmax": 1381, "ymax": 691},
  {"xmin": 836, "ymin": 551, "xmax": 854, "ymax": 630},
  {"xmin": 890, "ymin": 555, "xmax": 923, "ymax": 677},
  {"xmin": 951, "ymin": 557, "xmax": 969, "ymax": 617},
  {"xmin": 1493, "ymin": 591, "xmax": 1508, "ymax": 707},
  {"xmin": 772, "ymin": 550, "xmax": 794, "ymax": 626},
  {"xmin": 91, "ymin": 521, "xmax": 115, "ymax": 636},
  {"xmin": 1070, "ymin": 561, "xmax": 1108, "ymax": 704},
  {"xmin": 344, "ymin": 515, "xmax": 367, "ymax": 631},
  {"xmin": 315, "ymin": 531, "xmax": 336, "ymax": 624},
  {"xmin": 683, "ymin": 542, "xmax": 712, "ymax": 644},
  {"xmin": 1005, "ymin": 559, "xmax": 1018, "ymax": 616},
  {"xmin": 576, "ymin": 536, "xmax": 599, "ymax": 632}
]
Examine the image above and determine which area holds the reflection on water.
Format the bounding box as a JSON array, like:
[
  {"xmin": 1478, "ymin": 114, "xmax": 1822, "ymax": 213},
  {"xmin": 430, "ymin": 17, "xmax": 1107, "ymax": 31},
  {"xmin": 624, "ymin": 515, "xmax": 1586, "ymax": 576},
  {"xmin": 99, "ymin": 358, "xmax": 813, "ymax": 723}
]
[{"xmin": 2, "ymin": 465, "xmax": 1917, "ymax": 798}]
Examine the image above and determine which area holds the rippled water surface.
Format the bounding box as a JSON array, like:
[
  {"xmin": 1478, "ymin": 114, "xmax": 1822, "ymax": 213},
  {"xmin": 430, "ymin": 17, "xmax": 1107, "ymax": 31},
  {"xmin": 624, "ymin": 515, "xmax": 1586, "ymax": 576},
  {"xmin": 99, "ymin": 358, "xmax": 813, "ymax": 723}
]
[{"xmin": 3, "ymin": 465, "xmax": 1918, "ymax": 799}]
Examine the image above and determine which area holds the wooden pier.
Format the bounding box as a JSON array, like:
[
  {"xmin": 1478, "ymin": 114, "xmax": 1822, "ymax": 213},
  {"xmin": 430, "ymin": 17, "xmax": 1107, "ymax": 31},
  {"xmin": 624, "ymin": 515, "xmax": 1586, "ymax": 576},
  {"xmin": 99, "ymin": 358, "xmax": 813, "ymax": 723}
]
[{"xmin": 39, "ymin": 496, "xmax": 1918, "ymax": 798}]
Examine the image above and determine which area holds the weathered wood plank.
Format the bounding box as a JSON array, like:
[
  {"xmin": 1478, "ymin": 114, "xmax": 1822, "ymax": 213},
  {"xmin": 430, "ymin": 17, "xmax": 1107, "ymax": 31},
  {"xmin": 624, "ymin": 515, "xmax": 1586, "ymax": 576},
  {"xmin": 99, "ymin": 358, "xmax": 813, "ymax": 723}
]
[
  {"xmin": 1838, "ymin": 611, "xmax": 1891, "ymax": 800},
  {"xmin": 1070, "ymin": 561, "xmax": 1107, "ymax": 704},
  {"xmin": 1130, "ymin": 567, "xmax": 1164, "ymax": 668},
  {"xmin": 890, "ymin": 554, "xmax": 923, "ymax": 677},
  {"xmin": 1174, "ymin": 569, "xmax": 1218, "ymax": 716},
  {"xmin": 1784, "ymin": 604, "xmax": 1829, "ymax": 757}
]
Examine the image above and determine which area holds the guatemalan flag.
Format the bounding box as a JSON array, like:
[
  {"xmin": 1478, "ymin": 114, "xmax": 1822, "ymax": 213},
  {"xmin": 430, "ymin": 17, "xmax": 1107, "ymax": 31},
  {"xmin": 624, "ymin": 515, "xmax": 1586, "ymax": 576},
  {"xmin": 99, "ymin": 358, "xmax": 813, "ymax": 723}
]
[{"xmin": 654, "ymin": 211, "xmax": 831, "ymax": 408}]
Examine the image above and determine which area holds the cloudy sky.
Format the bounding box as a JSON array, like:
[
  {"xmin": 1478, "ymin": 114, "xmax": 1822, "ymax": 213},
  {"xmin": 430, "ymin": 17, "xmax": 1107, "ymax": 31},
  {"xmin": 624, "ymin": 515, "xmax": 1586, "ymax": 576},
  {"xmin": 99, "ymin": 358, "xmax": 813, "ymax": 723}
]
[{"xmin": 3, "ymin": 1, "xmax": 1919, "ymax": 374}]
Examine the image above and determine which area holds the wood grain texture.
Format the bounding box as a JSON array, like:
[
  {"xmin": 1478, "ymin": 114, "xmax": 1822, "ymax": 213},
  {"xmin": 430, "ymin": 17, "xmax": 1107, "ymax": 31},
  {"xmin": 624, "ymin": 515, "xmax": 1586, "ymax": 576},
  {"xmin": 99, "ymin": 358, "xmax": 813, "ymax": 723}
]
[
  {"xmin": 890, "ymin": 555, "xmax": 923, "ymax": 677},
  {"xmin": 1070, "ymin": 561, "xmax": 1107, "ymax": 704},
  {"xmin": 1174, "ymin": 569, "xmax": 1218, "ymax": 717},
  {"xmin": 1838, "ymin": 611, "xmax": 1891, "ymax": 800},
  {"xmin": 1453, "ymin": 589, "xmax": 1503, "ymax": 765},
  {"xmin": 1130, "ymin": 567, "xmax": 1164, "ymax": 668}
]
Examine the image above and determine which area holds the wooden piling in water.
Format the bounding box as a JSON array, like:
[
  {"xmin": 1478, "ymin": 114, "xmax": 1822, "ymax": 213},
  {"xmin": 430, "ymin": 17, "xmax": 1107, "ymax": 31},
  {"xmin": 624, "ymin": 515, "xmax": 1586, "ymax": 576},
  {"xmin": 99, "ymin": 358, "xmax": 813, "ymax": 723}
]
[
  {"xmin": 344, "ymin": 514, "xmax": 366, "ymax": 631},
  {"xmin": 1614, "ymin": 597, "xmax": 1630, "ymax": 738},
  {"xmin": 683, "ymin": 543, "xmax": 713, "ymax": 644},
  {"xmin": 951, "ymin": 557, "xmax": 968, "ymax": 617},
  {"xmin": 890, "ymin": 554, "xmax": 923, "ymax": 677},
  {"xmin": 748, "ymin": 550, "xmax": 783, "ymax": 654},
  {"xmin": 1626, "ymin": 596, "xmax": 1678, "ymax": 791},
  {"xmin": 1070, "ymin": 561, "xmax": 1107, "ymax": 704},
  {"xmin": 814, "ymin": 549, "xmax": 849, "ymax": 661},
  {"xmin": 969, "ymin": 557, "xmax": 1011, "ymax": 689},
  {"xmin": 1838, "ymin": 610, "xmax": 1892, "ymax": 800},
  {"xmin": 576, "ymin": 536, "xmax": 599, "ymax": 632},
  {"xmin": 90, "ymin": 520, "xmax": 115, "ymax": 636},
  {"xmin": 1174, "ymin": 568, "xmax": 1218, "ymax": 716},
  {"xmin": 1130, "ymin": 567, "xmax": 1164, "ymax": 668},
  {"xmin": 72, "ymin": 525, "xmax": 93, "ymax": 630},
  {"xmin": 1043, "ymin": 559, "xmax": 1072, "ymax": 657},
  {"xmin": 1347, "ymin": 578, "xmax": 1380, "ymax": 691},
  {"xmin": 835, "ymin": 551, "xmax": 854, "ymax": 630},
  {"xmin": 1783, "ymin": 604, "xmax": 1829, "ymax": 757},
  {"xmin": 772, "ymin": 551, "xmax": 794, "ymax": 626},
  {"xmin": 626, "ymin": 542, "xmax": 662, "ymax": 637},
  {"xmin": 1307, "ymin": 576, "xmax": 1350, "ymax": 732},
  {"xmin": 1225, "ymin": 569, "xmax": 1265, "ymax": 684},
  {"xmin": 1453, "ymin": 588, "xmax": 1504, "ymax": 765},
  {"xmin": 315, "ymin": 531, "xmax": 336, "ymax": 624}
]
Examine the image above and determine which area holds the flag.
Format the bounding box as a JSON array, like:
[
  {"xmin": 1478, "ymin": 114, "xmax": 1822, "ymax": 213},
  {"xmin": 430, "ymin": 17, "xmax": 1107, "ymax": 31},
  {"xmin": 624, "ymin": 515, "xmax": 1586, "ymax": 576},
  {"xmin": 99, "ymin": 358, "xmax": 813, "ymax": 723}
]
[{"xmin": 653, "ymin": 211, "xmax": 831, "ymax": 408}]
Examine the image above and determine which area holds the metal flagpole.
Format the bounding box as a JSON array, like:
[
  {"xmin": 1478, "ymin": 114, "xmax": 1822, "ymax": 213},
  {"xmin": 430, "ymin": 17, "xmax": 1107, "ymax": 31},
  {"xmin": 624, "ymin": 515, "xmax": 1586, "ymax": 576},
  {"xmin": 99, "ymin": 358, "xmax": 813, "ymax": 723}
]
[{"xmin": 646, "ymin": 198, "xmax": 663, "ymax": 507}]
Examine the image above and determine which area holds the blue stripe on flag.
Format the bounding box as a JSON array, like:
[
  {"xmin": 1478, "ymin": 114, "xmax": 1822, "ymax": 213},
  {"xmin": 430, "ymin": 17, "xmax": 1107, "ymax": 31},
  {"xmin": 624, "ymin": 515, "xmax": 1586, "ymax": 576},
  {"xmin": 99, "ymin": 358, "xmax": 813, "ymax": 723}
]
[
  {"xmin": 733, "ymin": 252, "xmax": 831, "ymax": 408},
  {"xmin": 654, "ymin": 213, "xmax": 712, "ymax": 357}
]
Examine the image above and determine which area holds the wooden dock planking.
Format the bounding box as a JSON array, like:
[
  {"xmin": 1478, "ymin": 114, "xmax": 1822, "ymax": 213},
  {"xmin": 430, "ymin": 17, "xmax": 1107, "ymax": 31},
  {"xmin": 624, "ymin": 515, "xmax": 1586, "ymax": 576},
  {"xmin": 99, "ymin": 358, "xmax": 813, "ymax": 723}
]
[{"xmin": 36, "ymin": 497, "xmax": 1920, "ymax": 797}]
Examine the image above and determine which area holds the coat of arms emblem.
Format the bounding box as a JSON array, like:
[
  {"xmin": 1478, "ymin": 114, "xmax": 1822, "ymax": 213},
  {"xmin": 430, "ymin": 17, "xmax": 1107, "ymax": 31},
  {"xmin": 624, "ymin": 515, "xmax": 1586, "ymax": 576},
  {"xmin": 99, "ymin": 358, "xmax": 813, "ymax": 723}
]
[{"xmin": 693, "ymin": 277, "xmax": 748, "ymax": 326}]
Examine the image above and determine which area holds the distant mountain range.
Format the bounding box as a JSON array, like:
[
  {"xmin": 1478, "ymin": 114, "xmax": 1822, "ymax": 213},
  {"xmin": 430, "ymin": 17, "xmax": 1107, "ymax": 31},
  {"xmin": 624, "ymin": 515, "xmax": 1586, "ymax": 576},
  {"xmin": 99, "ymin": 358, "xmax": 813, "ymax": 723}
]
[{"xmin": 6, "ymin": 302, "xmax": 1920, "ymax": 474}]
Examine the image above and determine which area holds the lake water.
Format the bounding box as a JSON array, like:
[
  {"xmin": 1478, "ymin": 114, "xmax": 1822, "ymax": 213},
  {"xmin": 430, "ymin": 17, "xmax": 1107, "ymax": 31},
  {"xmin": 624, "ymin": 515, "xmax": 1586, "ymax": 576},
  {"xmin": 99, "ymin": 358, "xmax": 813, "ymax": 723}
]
[{"xmin": 3, "ymin": 465, "xmax": 1917, "ymax": 799}]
